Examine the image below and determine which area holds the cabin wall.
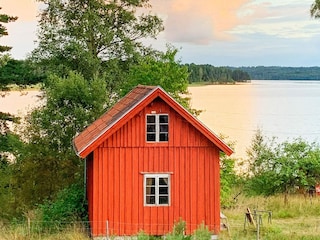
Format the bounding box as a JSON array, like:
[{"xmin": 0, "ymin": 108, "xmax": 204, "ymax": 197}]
[{"xmin": 88, "ymin": 98, "xmax": 221, "ymax": 236}]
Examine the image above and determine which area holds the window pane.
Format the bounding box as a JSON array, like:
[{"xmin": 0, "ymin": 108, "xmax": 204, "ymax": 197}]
[
  {"xmin": 159, "ymin": 115, "xmax": 168, "ymax": 123},
  {"xmin": 146, "ymin": 187, "xmax": 155, "ymax": 194},
  {"xmin": 146, "ymin": 196, "xmax": 156, "ymax": 204},
  {"xmin": 146, "ymin": 178, "xmax": 155, "ymax": 185},
  {"xmin": 159, "ymin": 187, "xmax": 168, "ymax": 194},
  {"xmin": 147, "ymin": 124, "xmax": 156, "ymax": 132},
  {"xmin": 159, "ymin": 133, "xmax": 168, "ymax": 141},
  {"xmin": 159, "ymin": 178, "xmax": 168, "ymax": 185},
  {"xmin": 147, "ymin": 133, "xmax": 156, "ymax": 141},
  {"xmin": 159, "ymin": 124, "xmax": 168, "ymax": 132},
  {"xmin": 147, "ymin": 115, "xmax": 155, "ymax": 123},
  {"xmin": 159, "ymin": 196, "xmax": 168, "ymax": 204}
]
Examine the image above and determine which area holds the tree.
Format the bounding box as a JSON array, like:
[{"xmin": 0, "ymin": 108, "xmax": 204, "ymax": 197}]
[
  {"xmin": 32, "ymin": 0, "xmax": 163, "ymax": 80},
  {"xmin": 123, "ymin": 45, "xmax": 196, "ymax": 112},
  {"xmin": 245, "ymin": 131, "xmax": 320, "ymax": 204},
  {"xmin": 219, "ymin": 135, "xmax": 237, "ymax": 207},
  {"xmin": 17, "ymin": 0, "xmax": 193, "ymax": 212},
  {"xmin": 0, "ymin": 7, "xmax": 17, "ymax": 90},
  {"xmin": 14, "ymin": 72, "xmax": 108, "ymax": 208},
  {"xmin": 0, "ymin": 7, "xmax": 17, "ymax": 54},
  {"xmin": 311, "ymin": 0, "xmax": 320, "ymax": 18},
  {"xmin": 0, "ymin": 59, "xmax": 46, "ymax": 86}
]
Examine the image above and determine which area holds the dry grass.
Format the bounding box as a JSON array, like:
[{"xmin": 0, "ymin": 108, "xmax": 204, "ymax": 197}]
[{"xmin": 0, "ymin": 224, "xmax": 90, "ymax": 240}]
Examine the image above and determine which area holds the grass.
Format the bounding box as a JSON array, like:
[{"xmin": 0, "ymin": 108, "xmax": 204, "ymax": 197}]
[
  {"xmin": 219, "ymin": 194, "xmax": 320, "ymax": 240},
  {"xmin": 1, "ymin": 194, "xmax": 320, "ymax": 239}
]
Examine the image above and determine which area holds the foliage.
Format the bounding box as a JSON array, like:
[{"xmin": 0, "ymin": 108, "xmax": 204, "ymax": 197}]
[
  {"xmin": 219, "ymin": 136, "xmax": 237, "ymax": 208},
  {"xmin": 192, "ymin": 223, "xmax": 212, "ymax": 240},
  {"xmin": 123, "ymin": 45, "xmax": 199, "ymax": 114},
  {"xmin": 245, "ymin": 130, "xmax": 320, "ymax": 203},
  {"xmin": 0, "ymin": 111, "xmax": 23, "ymax": 218},
  {"xmin": 13, "ymin": 72, "xmax": 108, "ymax": 209},
  {"xmin": 0, "ymin": 7, "xmax": 17, "ymax": 90},
  {"xmin": 32, "ymin": 0, "xmax": 163, "ymax": 80},
  {"xmin": 234, "ymin": 66, "xmax": 320, "ymax": 80},
  {"xmin": 185, "ymin": 63, "xmax": 249, "ymax": 83},
  {"xmin": 39, "ymin": 183, "xmax": 87, "ymax": 230},
  {"xmin": 0, "ymin": 59, "xmax": 46, "ymax": 86},
  {"xmin": 311, "ymin": 0, "xmax": 320, "ymax": 18},
  {"xmin": 166, "ymin": 218, "xmax": 189, "ymax": 240},
  {"xmin": 137, "ymin": 231, "xmax": 151, "ymax": 240},
  {"xmin": 0, "ymin": 7, "xmax": 17, "ymax": 53}
]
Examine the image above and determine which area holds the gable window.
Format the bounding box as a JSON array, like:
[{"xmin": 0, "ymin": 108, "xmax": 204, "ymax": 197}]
[
  {"xmin": 146, "ymin": 114, "xmax": 168, "ymax": 142},
  {"xmin": 144, "ymin": 174, "xmax": 170, "ymax": 206}
]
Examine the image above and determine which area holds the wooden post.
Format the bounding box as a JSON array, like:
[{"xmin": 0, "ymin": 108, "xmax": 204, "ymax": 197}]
[{"xmin": 106, "ymin": 220, "xmax": 109, "ymax": 240}]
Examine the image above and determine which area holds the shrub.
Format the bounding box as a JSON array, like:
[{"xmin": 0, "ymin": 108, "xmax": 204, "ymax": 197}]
[
  {"xmin": 192, "ymin": 223, "xmax": 212, "ymax": 240},
  {"xmin": 38, "ymin": 183, "xmax": 87, "ymax": 231}
]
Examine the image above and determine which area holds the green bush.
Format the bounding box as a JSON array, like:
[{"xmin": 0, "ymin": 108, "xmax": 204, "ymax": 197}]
[
  {"xmin": 38, "ymin": 183, "xmax": 87, "ymax": 231},
  {"xmin": 166, "ymin": 218, "xmax": 190, "ymax": 240},
  {"xmin": 192, "ymin": 223, "xmax": 212, "ymax": 240}
]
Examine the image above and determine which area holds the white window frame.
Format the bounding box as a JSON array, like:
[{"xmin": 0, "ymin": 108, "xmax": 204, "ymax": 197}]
[
  {"xmin": 146, "ymin": 114, "xmax": 169, "ymax": 142},
  {"xmin": 144, "ymin": 173, "xmax": 170, "ymax": 206}
]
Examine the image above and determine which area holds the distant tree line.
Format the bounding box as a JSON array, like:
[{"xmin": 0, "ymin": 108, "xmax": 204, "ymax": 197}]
[
  {"xmin": 185, "ymin": 63, "xmax": 250, "ymax": 83},
  {"xmin": 0, "ymin": 61, "xmax": 253, "ymax": 86},
  {"xmin": 232, "ymin": 66, "xmax": 320, "ymax": 80},
  {"xmin": 4, "ymin": 62, "xmax": 320, "ymax": 86}
]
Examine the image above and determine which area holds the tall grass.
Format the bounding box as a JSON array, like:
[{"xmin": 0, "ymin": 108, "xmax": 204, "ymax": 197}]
[
  {"xmin": 220, "ymin": 193, "xmax": 320, "ymax": 239},
  {"xmin": 1, "ymin": 194, "xmax": 320, "ymax": 239}
]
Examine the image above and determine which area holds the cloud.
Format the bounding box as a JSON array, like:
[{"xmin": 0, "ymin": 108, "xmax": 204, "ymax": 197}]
[
  {"xmin": 150, "ymin": 0, "xmax": 252, "ymax": 44},
  {"xmin": 231, "ymin": 1, "xmax": 317, "ymax": 39}
]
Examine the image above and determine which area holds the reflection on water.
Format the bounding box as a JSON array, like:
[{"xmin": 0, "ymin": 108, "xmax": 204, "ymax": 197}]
[{"xmin": 189, "ymin": 80, "xmax": 320, "ymax": 159}]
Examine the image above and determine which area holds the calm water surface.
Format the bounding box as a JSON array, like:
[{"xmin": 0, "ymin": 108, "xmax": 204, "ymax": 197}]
[{"xmin": 188, "ymin": 80, "xmax": 320, "ymax": 158}]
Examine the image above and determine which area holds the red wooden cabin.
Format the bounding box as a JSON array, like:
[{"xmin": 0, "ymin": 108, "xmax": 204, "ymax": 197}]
[{"xmin": 73, "ymin": 85, "xmax": 233, "ymax": 237}]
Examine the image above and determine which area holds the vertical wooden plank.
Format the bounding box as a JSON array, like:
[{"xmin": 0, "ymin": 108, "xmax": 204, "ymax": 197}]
[
  {"xmin": 119, "ymin": 147, "xmax": 125, "ymax": 235},
  {"xmin": 207, "ymin": 147, "xmax": 214, "ymax": 232},
  {"xmin": 91, "ymin": 150, "xmax": 98, "ymax": 236},
  {"xmin": 155, "ymin": 147, "xmax": 160, "ymax": 172},
  {"xmin": 131, "ymin": 116, "xmax": 136, "ymax": 147},
  {"xmin": 108, "ymin": 147, "xmax": 115, "ymax": 235},
  {"xmin": 190, "ymin": 147, "xmax": 198, "ymax": 231},
  {"xmin": 86, "ymin": 154, "xmax": 94, "ymax": 234},
  {"xmin": 198, "ymin": 148, "xmax": 205, "ymax": 225},
  {"xmin": 98, "ymin": 148, "xmax": 104, "ymax": 235},
  {"xmin": 168, "ymin": 147, "xmax": 175, "ymax": 233},
  {"xmin": 131, "ymin": 148, "xmax": 139, "ymax": 235},
  {"xmin": 138, "ymin": 147, "xmax": 145, "ymax": 233},
  {"xmin": 213, "ymin": 148, "xmax": 221, "ymax": 233},
  {"xmin": 101, "ymin": 148, "xmax": 107, "ymax": 235},
  {"xmin": 125, "ymin": 148, "xmax": 133, "ymax": 234},
  {"xmin": 113, "ymin": 147, "xmax": 120, "ymax": 235}
]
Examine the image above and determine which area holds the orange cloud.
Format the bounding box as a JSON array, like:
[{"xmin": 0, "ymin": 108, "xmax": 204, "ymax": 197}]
[
  {"xmin": 151, "ymin": 0, "xmax": 253, "ymax": 44},
  {"xmin": 1, "ymin": 0, "xmax": 38, "ymax": 21}
]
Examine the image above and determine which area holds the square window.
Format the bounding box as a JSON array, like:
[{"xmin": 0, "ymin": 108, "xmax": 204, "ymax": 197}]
[
  {"xmin": 144, "ymin": 174, "xmax": 170, "ymax": 206},
  {"xmin": 146, "ymin": 114, "xmax": 169, "ymax": 142}
]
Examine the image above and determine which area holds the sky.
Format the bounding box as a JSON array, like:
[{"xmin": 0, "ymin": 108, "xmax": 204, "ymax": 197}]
[{"xmin": 1, "ymin": 0, "xmax": 319, "ymax": 67}]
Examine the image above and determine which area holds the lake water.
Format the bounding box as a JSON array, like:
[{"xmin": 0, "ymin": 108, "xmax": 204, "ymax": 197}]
[
  {"xmin": 188, "ymin": 80, "xmax": 320, "ymax": 159},
  {"xmin": 1, "ymin": 81, "xmax": 320, "ymax": 159}
]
